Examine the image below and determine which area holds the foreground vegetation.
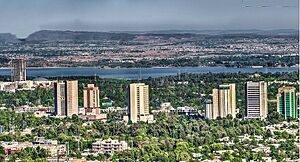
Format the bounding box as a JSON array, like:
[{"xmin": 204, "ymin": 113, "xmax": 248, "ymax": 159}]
[{"xmin": 0, "ymin": 110, "xmax": 298, "ymax": 161}]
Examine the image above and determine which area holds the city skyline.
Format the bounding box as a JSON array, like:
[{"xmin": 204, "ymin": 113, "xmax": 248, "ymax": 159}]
[{"xmin": 0, "ymin": 0, "xmax": 299, "ymax": 161}]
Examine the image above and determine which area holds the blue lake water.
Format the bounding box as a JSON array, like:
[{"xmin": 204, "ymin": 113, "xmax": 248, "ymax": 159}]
[{"xmin": 0, "ymin": 67, "xmax": 298, "ymax": 80}]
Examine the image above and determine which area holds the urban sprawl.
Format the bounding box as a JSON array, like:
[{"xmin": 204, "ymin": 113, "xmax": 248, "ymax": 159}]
[{"xmin": 0, "ymin": 59, "xmax": 298, "ymax": 162}]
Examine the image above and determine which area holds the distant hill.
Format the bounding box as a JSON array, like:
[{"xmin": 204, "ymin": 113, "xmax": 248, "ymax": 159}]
[
  {"xmin": 25, "ymin": 30, "xmax": 200, "ymax": 42},
  {"xmin": 0, "ymin": 33, "xmax": 19, "ymax": 42},
  {"xmin": 112, "ymin": 29, "xmax": 299, "ymax": 35},
  {"xmin": 26, "ymin": 30, "xmax": 135, "ymax": 41},
  {"xmin": 24, "ymin": 29, "xmax": 299, "ymax": 42}
]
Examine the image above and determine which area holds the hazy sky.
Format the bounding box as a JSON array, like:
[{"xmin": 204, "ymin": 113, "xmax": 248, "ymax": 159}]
[{"xmin": 0, "ymin": 0, "xmax": 298, "ymax": 37}]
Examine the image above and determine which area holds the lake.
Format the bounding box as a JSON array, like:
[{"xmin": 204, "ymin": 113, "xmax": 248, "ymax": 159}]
[{"xmin": 0, "ymin": 67, "xmax": 298, "ymax": 79}]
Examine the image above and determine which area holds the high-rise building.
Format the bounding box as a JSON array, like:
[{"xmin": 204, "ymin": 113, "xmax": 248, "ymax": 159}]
[
  {"xmin": 297, "ymin": 92, "xmax": 300, "ymax": 117},
  {"xmin": 211, "ymin": 84, "xmax": 236, "ymax": 119},
  {"xmin": 205, "ymin": 99, "xmax": 213, "ymax": 119},
  {"xmin": 127, "ymin": 83, "xmax": 153, "ymax": 123},
  {"xmin": 54, "ymin": 80, "xmax": 78, "ymax": 117},
  {"xmin": 296, "ymin": 92, "xmax": 300, "ymax": 117},
  {"xmin": 11, "ymin": 59, "xmax": 26, "ymax": 82},
  {"xmin": 83, "ymin": 84, "xmax": 100, "ymax": 115},
  {"xmin": 277, "ymin": 86, "xmax": 298, "ymax": 119},
  {"xmin": 246, "ymin": 81, "xmax": 268, "ymax": 119}
]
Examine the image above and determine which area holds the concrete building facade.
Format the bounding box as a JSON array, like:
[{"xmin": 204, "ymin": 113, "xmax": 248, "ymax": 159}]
[
  {"xmin": 83, "ymin": 84, "xmax": 100, "ymax": 115},
  {"xmin": 54, "ymin": 80, "xmax": 78, "ymax": 117},
  {"xmin": 205, "ymin": 99, "xmax": 213, "ymax": 119},
  {"xmin": 11, "ymin": 59, "xmax": 26, "ymax": 82},
  {"xmin": 246, "ymin": 81, "xmax": 268, "ymax": 119},
  {"xmin": 211, "ymin": 84, "xmax": 236, "ymax": 119},
  {"xmin": 127, "ymin": 83, "xmax": 153, "ymax": 123}
]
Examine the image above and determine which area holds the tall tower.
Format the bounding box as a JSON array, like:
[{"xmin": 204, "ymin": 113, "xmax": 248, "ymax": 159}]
[
  {"xmin": 54, "ymin": 80, "xmax": 78, "ymax": 117},
  {"xmin": 128, "ymin": 83, "xmax": 149, "ymax": 123},
  {"xmin": 246, "ymin": 81, "xmax": 268, "ymax": 119},
  {"xmin": 205, "ymin": 99, "xmax": 213, "ymax": 119},
  {"xmin": 212, "ymin": 84, "xmax": 236, "ymax": 119},
  {"xmin": 277, "ymin": 86, "xmax": 298, "ymax": 119},
  {"xmin": 83, "ymin": 84, "xmax": 100, "ymax": 115},
  {"xmin": 212, "ymin": 89, "xmax": 219, "ymax": 119},
  {"xmin": 11, "ymin": 59, "xmax": 26, "ymax": 82}
]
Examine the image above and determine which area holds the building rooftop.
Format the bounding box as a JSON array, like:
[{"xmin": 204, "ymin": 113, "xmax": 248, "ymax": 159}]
[{"xmin": 33, "ymin": 77, "xmax": 49, "ymax": 81}]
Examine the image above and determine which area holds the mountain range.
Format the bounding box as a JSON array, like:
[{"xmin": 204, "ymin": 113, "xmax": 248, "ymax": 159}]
[{"xmin": 0, "ymin": 29, "xmax": 298, "ymax": 42}]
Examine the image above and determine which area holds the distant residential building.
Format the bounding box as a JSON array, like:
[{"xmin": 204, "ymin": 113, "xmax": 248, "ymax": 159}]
[
  {"xmin": 67, "ymin": 158, "xmax": 87, "ymax": 162},
  {"xmin": 11, "ymin": 59, "xmax": 26, "ymax": 82},
  {"xmin": 175, "ymin": 106, "xmax": 199, "ymax": 114},
  {"xmin": 211, "ymin": 84, "xmax": 236, "ymax": 119},
  {"xmin": 33, "ymin": 137, "xmax": 58, "ymax": 145},
  {"xmin": 54, "ymin": 80, "xmax": 78, "ymax": 117},
  {"xmin": 0, "ymin": 79, "xmax": 53, "ymax": 93},
  {"xmin": 152, "ymin": 102, "xmax": 174, "ymax": 114},
  {"xmin": 91, "ymin": 139, "xmax": 128, "ymax": 154},
  {"xmin": 101, "ymin": 106, "xmax": 127, "ymax": 113},
  {"xmin": 83, "ymin": 84, "xmax": 100, "ymax": 115},
  {"xmin": 246, "ymin": 81, "xmax": 268, "ymax": 119},
  {"xmin": 1, "ymin": 141, "xmax": 66, "ymax": 157},
  {"xmin": 277, "ymin": 86, "xmax": 298, "ymax": 119},
  {"xmin": 160, "ymin": 102, "xmax": 173, "ymax": 110},
  {"xmin": 127, "ymin": 83, "xmax": 153, "ymax": 123},
  {"xmin": 14, "ymin": 105, "xmax": 51, "ymax": 114},
  {"xmin": 205, "ymin": 99, "xmax": 213, "ymax": 119}
]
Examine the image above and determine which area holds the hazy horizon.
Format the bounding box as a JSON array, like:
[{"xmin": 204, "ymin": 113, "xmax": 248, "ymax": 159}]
[{"xmin": 0, "ymin": 0, "xmax": 298, "ymax": 37}]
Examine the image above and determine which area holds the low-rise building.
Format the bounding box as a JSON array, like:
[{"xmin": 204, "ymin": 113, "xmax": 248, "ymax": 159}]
[
  {"xmin": 251, "ymin": 146, "xmax": 271, "ymax": 155},
  {"xmin": 262, "ymin": 157, "xmax": 276, "ymax": 162},
  {"xmin": 100, "ymin": 107, "xmax": 127, "ymax": 113},
  {"xmin": 0, "ymin": 79, "xmax": 53, "ymax": 93},
  {"xmin": 33, "ymin": 137, "xmax": 58, "ymax": 145},
  {"xmin": 1, "ymin": 141, "xmax": 66, "ymax": 157},
  {"xmin": 160, "ymin": 102, "xmax": 173, "ymax": 110},
  {"xmin": 238, "ymin": 134, "xmax": 250, "ymax": 141},
  {"xmin": 91, "ymin": 139, "xmax": 128, "ymax": 154},
  {"xmin": 80, "ymin": 113, "xmax": 107, "ymax": 122}
]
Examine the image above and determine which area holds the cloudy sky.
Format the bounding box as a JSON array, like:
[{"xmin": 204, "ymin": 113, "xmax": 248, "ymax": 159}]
[{"xmin": 0, "ymin": 0, "xmax": 298, "ymax": 37}]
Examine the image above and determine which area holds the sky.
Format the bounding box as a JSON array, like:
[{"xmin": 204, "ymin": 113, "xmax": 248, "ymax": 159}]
[{"xmin": 0, "ymin": 0, "xmax": 298, "ymax": 37}]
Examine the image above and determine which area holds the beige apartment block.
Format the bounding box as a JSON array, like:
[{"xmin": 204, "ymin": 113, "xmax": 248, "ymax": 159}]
[
  {"xmin": 211, "ymin": 84, "xmax": 236, "ymax": 119},
  {"xmin": 54, "ymin": 80, "xmax": 78, "ymax": 117},
  {"xmin": 83, "ymin": 84, "xmax": 100, "ymax": 115},
  {"xmin": 128, "ymin": 83, "xmax": 151, "ymax": 123}
]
